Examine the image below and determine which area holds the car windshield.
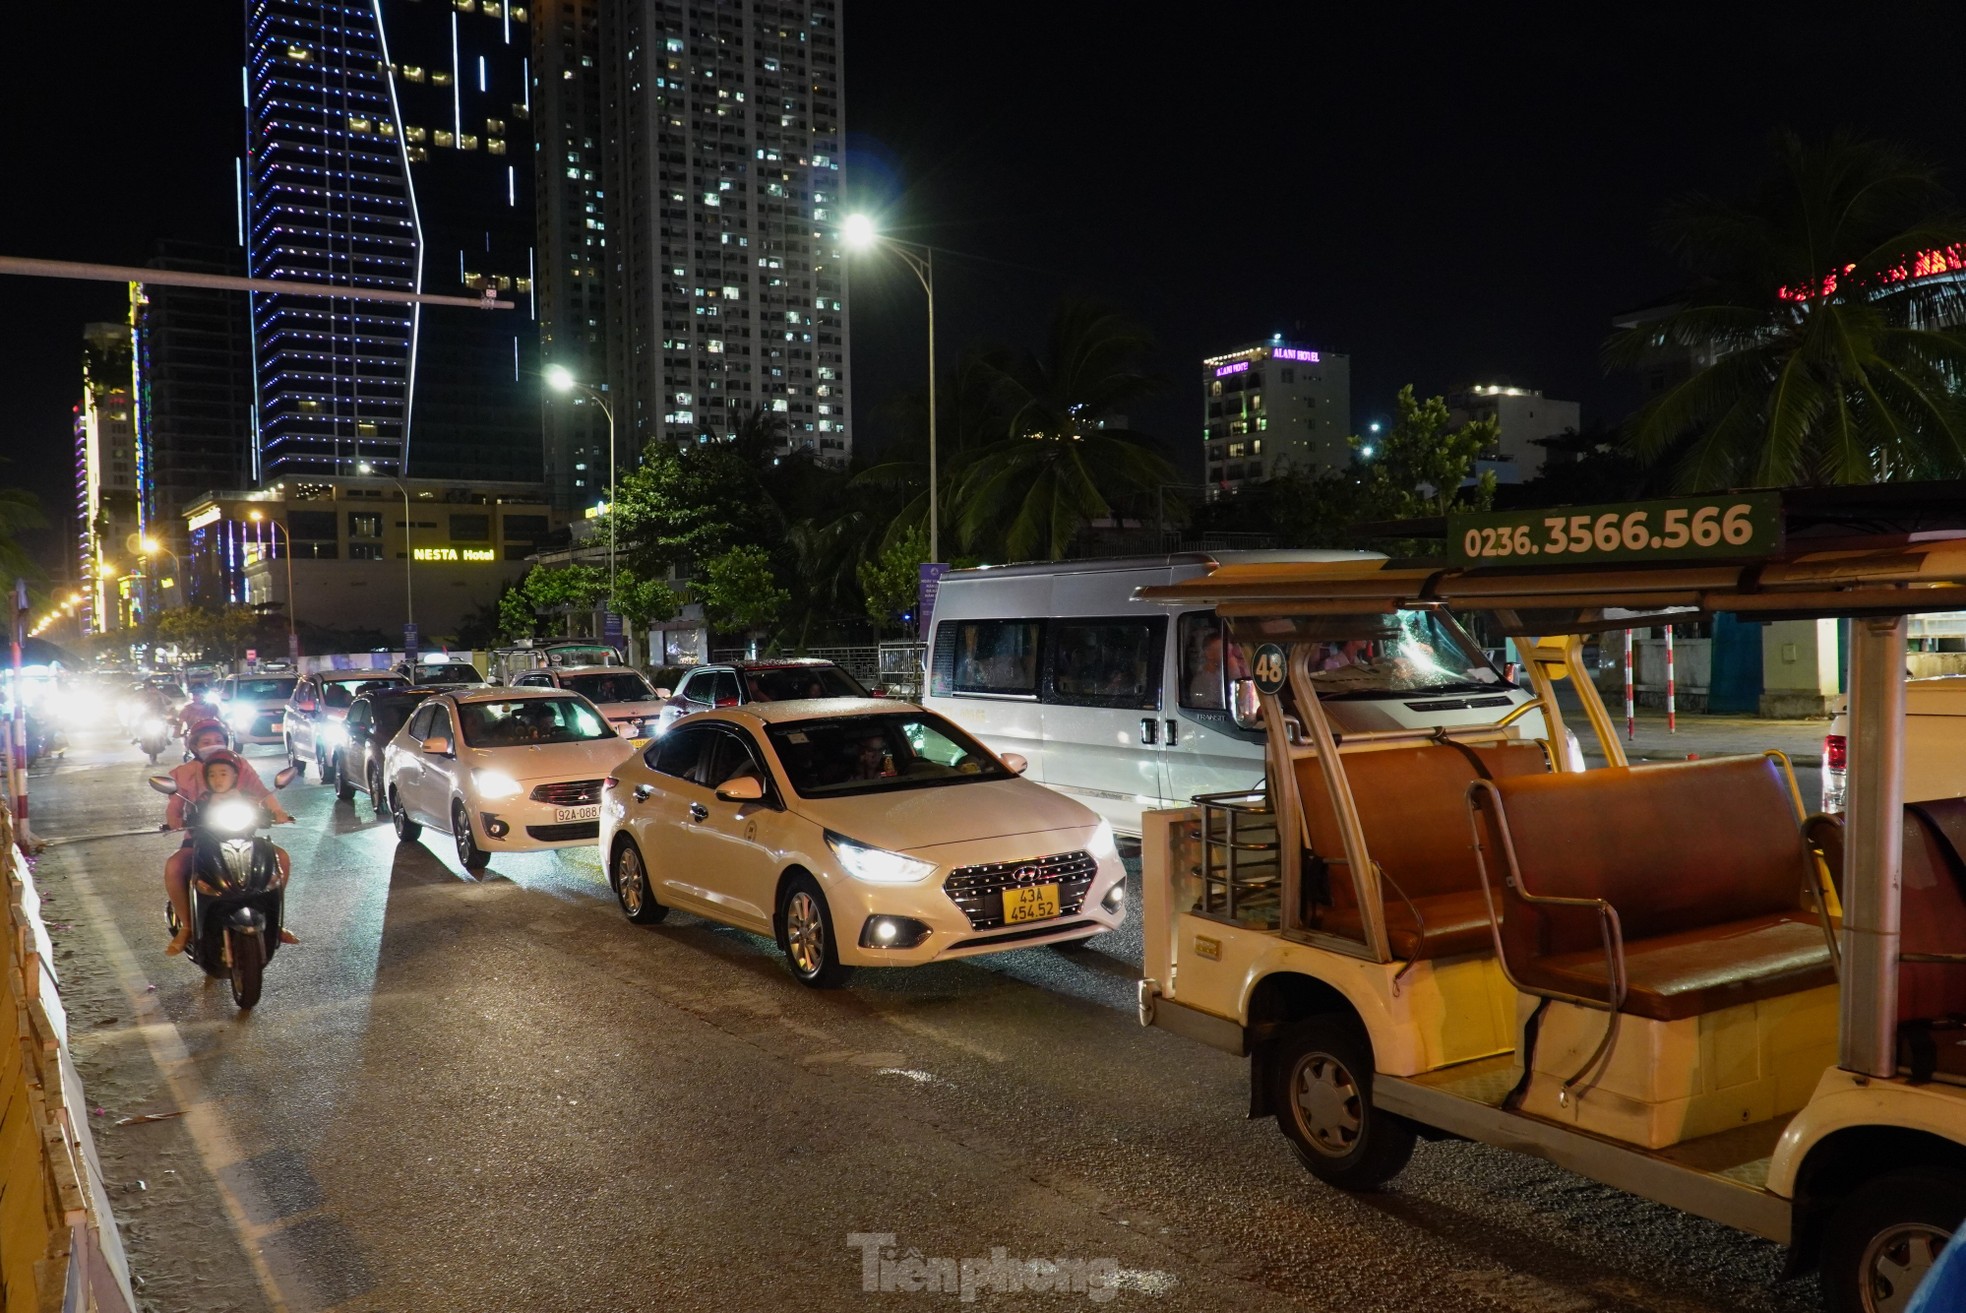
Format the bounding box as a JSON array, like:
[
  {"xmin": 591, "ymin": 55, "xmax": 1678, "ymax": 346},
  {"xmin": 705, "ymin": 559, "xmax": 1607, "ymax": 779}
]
[
  {"xmin": 766, "ymin": 712, "xmax": 1012, "ymax": 798},
  {"xmin": 1303, "ymin": 610, "xmax": 1512, "ymax": 700},
  {"xmin": 744, "ymin": 665, "xmax": 868, "ymax": 702},
  {"xmin": 416, "ymin": 665, "xmax": 482, "ymax": 684},
  {"xmin": 231, "ymin": 678, "xmax": 296, "ymax": 701},
  {"xmin": 560, "ymin": 671, "xmax": 657, "ymax": 704},
  {"xmin": 322, "ymin": 678, "xmax": 407, "ymax": 708},
  {"xmin": 456, "ymin": 697, "xmax": 615, "ymax": 747}
]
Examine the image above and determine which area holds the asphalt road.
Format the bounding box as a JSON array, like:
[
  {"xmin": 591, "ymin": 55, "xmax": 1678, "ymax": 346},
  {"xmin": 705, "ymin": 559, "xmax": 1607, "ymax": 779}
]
[{"xmin": 33, "ymin": 723, "xmax": 1829, "ymax": 1313}]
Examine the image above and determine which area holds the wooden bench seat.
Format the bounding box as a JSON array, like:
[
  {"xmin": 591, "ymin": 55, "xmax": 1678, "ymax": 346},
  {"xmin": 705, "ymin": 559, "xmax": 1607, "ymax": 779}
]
[{"xmin": 1469, "ymin": 754, "xmax": 1832, "ymax": 1020}]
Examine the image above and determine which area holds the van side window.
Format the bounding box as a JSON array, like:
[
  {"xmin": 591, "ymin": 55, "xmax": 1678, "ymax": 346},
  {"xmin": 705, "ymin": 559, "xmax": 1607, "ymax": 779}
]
[
  {"xmin": 933, "ymin": 620, "xmax": 1044, "ymax": 697},
  {"xmin": 1046, "ymin": 618, "xmax": 1163, "ymax": 710},
  {"xmin": 1179, "ymin": 612, "xmax": 1228, "ymax": 710}
]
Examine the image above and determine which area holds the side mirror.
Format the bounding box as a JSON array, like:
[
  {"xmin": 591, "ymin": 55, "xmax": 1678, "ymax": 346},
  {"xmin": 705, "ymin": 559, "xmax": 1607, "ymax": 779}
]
[
  {"xmin": 1229, "ymin": 678, "xmax": 1266, "ymax": 731},
  {"xmin": 273, "ymin": 765, "xmax": 301, "ymax": 789},
  {"xmin": 1000, "ymin": 752, "xmax": 1029, "ymax": 776},
  {"xmin": 422, "ymin": 735, "xmax": 454, "ymax": 757},
  {"xmin": 147, "ymin": 774, "xmax": 180, "ymax": 795},
  {"xmin": 715, "ymin": 775, "xmax": 766, "ymax": 803}
]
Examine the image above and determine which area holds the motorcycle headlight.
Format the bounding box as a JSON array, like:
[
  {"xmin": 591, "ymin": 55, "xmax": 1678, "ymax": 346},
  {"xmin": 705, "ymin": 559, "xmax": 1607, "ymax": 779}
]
[
  {"xmin": 472, "ymin": 769, "xmax": 524, "ymax": 800},
  {"xmin": 207, "ymin": 799, "xmax": 258, "ymax": 834},
  {"xmin": 825, "ymin": 830, "xmax": 937, "ymax": 884},
  {"xmin": 142, "ymin": 717, "xmax": 169, "ymax": 736}
]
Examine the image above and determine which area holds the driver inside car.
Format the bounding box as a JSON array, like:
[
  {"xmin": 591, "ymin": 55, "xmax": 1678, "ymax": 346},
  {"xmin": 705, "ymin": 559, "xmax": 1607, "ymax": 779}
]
[{"xmin": 162, "ymin": 733, "xmax": 298, "ymax": 955}]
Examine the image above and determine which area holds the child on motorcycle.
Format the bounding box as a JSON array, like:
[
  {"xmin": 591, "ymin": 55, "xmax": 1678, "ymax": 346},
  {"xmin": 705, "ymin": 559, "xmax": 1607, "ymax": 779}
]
[{"xmin": 163, "ymin": 735, "xmax": 298, "ymax": 955}]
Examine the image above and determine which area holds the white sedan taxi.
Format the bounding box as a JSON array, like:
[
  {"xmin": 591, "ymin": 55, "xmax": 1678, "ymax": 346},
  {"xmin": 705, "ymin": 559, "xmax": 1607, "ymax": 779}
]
[
  {"xmin": 599, "ymin": 699, "xmax": 1127, "ymax": 987},
  {"xmin": 383, "ymin": 687, "xmax": 637, "ymax": 870}
]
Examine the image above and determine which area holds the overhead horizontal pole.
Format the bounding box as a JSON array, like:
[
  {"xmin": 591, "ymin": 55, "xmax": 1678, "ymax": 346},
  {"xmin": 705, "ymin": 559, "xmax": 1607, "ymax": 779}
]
[{"xmin": 0, "ymin": 255, "xmax": 513, "ymax": 310}]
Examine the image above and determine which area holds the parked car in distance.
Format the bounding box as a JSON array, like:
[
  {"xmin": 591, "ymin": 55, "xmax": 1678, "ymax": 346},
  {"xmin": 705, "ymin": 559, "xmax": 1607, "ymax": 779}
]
[
  {"xmin": 332, "ymin": 686, "xmax": 439, "ymax": 813},
  {"xmin": 1821, "ymin": 674, "xmax": 1966, "ymax": 812},
  {"xmin": 218, "ymin": 674, "xmax": 300, "ymax": 750},
  {"xmin": 601, "ymin": 699, "xmax": 1127, "ymax": 987},
  {"xmin": 285, "ymin": 672, "xmax": 411, "ymax": 776},
  {"xmin": 383, "ymin": 687, "xmax": 636, "ymax": 870},
  {"xmin": 652, "ymin": 659, "xmax": 869, "ymax": 736},
  {"xmin": 395, "ymin": 658, "xmax": 486, "ymax": 686},
  {"xmin": 506, "ymin": 665, "xmax": 669, "ymax": 745}
]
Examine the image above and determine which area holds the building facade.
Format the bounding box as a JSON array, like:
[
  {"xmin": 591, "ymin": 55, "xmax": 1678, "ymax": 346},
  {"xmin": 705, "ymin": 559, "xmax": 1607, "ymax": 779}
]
[
  {"xmin": 1201, "ymin": 341, "xmax": 1351, "ymax": 495},
  {"xmin": 131, "ymin": 242, "xmax": 255, "ymax": 570},
  {"xmin": 76, "ymin": 324, "xmax": 140, "ymax": 633},
  {"xmin": 593, "ymin": 0, "xmax": 851, "ymax": 463},
  {"xmin": 243, "ymin": 0, "xmax": 541, "ymax": 485},
  {"xmin": 183, "ymin": 474, "xmax": 559, "ymax": 643},
  {"xmin": 1446, "ymin": 384, "xmax": 1580, "ymax": 484}
]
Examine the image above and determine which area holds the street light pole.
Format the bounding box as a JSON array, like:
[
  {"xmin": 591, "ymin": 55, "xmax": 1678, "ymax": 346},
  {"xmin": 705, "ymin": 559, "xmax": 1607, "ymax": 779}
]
[
  {"xmin": 357, "ymin": 462, "xmax": 415, "ymax": 629},
  {"xmin": 248, "ymin": 513, "xmax": 297, "ymax": 652},
  {"xmin": 544, "ymin": 368, "xmax": 619, "ymax": 595},
  {"xmin": 842, "ymin": 219, "xmax": 939, "ymax": 564},
  {"xmin": 139, "ymin": 540, "xmax": 183, "ymax": 619}
]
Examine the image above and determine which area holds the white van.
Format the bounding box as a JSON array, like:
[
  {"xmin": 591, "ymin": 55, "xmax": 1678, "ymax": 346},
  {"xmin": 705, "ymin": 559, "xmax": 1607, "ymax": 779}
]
[{"xmin": 922, "ymin": 553, "xmax": 1550, "ymax": 835}]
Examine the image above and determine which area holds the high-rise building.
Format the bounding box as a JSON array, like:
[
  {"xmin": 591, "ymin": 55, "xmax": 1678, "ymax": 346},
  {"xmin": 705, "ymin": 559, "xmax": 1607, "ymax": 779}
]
[
  {"xmin": 592, "ymin": 0, "xmax": 851, "ymax": 464},
  {"xmin": 531, "ymin": 0, "xmax": 610, "ymax": 512},
  {"xmin": 243, "ymin": 0, "xmax": 541, "ymax": 485},
  {"xmin": 1446, "ymin": 384, "xmax": 1580, "ymax": 483},
  {"xmin": 76, "ymin": 324, "xmax": 139, "ymax": 633},
  {"xmin": 131, "ymin": 242, "xmax": 255, "ymax": 576},
  {"xmin": 1201, "ymin": 340, "xmax": 1351, "ymax": 496}
]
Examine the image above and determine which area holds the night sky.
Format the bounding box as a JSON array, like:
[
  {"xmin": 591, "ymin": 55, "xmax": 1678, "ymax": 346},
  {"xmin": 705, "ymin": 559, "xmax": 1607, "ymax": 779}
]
[{"xmin": 5, "ymin": 2, "xmax": 1960, "ymax": 577}]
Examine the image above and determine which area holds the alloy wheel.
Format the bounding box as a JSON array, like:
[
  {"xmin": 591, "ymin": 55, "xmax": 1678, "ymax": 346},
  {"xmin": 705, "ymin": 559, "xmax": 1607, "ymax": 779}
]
[
  {"xmin": 785, "ymin": 890, "xmax": 825, "ymax": 977},
  {"xmin": 1291, "ymin": 1050, "xmax": 1365, "ymax": 1157},
  {"xmin": 1861, "ymin": 1223, "xmax": 1949, "ymax": 1313},
  {"xmin": 618, "ymin": 846, "xmax": 646, "ymax": 915}
]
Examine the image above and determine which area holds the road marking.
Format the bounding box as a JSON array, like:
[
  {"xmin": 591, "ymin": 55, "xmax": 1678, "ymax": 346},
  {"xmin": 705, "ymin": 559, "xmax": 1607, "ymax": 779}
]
[{"xmin": 57, "ymin": 852, "xmax": 298, "ymax": 1312}]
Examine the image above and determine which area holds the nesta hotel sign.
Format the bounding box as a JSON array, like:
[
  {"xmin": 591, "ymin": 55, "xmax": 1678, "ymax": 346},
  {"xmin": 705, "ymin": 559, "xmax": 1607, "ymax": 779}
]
[{"xmin": 414, "ymin": 547, "xmax": 497, "ymax": 562}]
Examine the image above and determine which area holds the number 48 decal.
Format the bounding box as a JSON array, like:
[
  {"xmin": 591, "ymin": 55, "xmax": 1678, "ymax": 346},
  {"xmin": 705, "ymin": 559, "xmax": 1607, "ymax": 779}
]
[{"xmin": 1252, "ymin": 643, "xmax": 1288, "ymax": 695}]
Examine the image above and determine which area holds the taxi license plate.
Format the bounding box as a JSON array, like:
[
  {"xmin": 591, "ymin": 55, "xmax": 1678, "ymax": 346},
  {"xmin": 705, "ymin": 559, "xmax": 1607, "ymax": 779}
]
[
  {"xmin": 1002, "ymin": 883, "xmax": 1060, "ymax": 924},
  {"xmin": 268, "ymin": 720, "xmax": 283, "ymax": 732},
  {"xmin": 554, "ymin": 806, "xmax": 599, "ymax": 823}
]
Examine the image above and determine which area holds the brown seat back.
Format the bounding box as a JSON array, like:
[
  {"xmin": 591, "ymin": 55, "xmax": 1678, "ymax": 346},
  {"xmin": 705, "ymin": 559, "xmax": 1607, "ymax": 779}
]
[
  {"xmin": 1295, "ymin": 741, "xmax": 1548, "ymax": 914},
  {"xmin": 1903, "ymin": 798, "xmax": 1966, "ymax": 1022},
  {"xmin": 1473, "ymin": 755, "xmax": 1809, "ymax": 967}
]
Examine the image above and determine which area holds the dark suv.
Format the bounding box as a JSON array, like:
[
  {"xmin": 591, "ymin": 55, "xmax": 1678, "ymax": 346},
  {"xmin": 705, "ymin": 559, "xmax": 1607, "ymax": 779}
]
[
  {"xmin": 333, "ymin": 686, "xmax": 439, "ymax": 814},
  {"xmin": 651, "ymin": 659, "xmax": 870, "ymax": 735}
]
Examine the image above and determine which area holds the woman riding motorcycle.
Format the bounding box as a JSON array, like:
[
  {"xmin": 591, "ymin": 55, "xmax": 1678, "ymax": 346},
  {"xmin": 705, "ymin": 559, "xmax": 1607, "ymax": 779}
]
[{"xmin": 162, "ymin": 725, "xmax": 299, "ymax": 955}]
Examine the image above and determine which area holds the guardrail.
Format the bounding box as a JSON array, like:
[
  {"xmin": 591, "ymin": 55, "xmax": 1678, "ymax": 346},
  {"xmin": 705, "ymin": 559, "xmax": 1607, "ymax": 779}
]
[{"xmin": 1, "ymin": 808, "xmax": 137, "ymax": 1312}]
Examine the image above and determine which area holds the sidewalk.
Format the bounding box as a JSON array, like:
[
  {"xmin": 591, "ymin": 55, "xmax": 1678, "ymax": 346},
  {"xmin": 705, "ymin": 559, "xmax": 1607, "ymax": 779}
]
[{"xmin": 1577, "ymin": 708, "xmax": 1828, "ymax": 767}]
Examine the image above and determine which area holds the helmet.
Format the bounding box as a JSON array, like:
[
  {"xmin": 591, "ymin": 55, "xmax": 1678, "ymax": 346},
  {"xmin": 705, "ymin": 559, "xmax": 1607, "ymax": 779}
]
[
  {"xmin": 199, "ymin": 748, "xmax": 244, "ymax": 780},
  {"xmin": 185, "ymin": 718, "xmax": 229, "ymax": 756}
]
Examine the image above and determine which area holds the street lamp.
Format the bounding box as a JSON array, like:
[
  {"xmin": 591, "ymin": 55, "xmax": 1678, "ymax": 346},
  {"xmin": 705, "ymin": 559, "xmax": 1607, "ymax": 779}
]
[
  {"xmin": 140, "ymin": 538, "xmax": 182, "ymax": 614},
  {"xmin": 545, "ymin": 365, "xmax": 619, "ymax": 595},
  {"xmin": 246, "ymin": 511, "xmax": 298, "ymax": 652},
  {"xmin": 356, "ymin": 461, "xmax": 416, "ymax": 630},
  {"xmin": 841, "ymin": 214, "xmax": 939, "ymax": 564}
]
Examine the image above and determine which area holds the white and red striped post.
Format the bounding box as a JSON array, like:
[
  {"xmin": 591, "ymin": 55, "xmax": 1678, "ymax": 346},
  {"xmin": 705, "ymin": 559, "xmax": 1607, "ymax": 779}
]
[
  {"xmin": 1665, "ymin": 626, "xmax": 1677, "ymax": 734},
  {"xmin": 1622, "ymin": 628, "xmax": 1636, "ymax": 742},
  {"xmin": 8, "ymin": 579, "xmax": 27, "ymax": 842}
]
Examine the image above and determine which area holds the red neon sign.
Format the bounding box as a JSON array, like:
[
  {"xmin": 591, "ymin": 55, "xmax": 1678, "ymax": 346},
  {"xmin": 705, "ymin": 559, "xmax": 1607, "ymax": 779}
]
[{"xmin": 1777, "ymin": 242, "xmax": 1966, "ymax": 302}]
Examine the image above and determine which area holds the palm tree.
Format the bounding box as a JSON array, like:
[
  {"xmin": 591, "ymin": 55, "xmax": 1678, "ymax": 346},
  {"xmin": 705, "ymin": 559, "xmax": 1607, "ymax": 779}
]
[
  {"xmin": 953, "ymin": 299, "xmax": 1179, "ymax": 561},
  {"xmin": 1607, "ymin": 132, "xmax": 1966, "ymax": 489},
  {"xmin": 0, "ymin": 482, "xmax": 45, "ymax": 587}
]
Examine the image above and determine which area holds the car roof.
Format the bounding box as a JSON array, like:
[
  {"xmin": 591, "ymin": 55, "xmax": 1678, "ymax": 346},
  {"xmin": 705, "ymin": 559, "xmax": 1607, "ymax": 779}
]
[
  {"xmin": 720, "ymin": 697, "xmax": 911, "ymax": 726},
  {"xmin": 555, "ymin": 664, "xmax": 645, "ymax": 676},
  {"xmin": 353, "ymin": 687, "xmax": 438, "ymax": 704},
  {"xmin": 697, "ymin": 658, "xmax": 841, "ymax": 673},
  {"xmin": 443, "ymin": 685, "xmax": 584, "ymax": 705},
  {"xmin": 317, "ymin": 670, "xmax": 408, "ymax": 683}
]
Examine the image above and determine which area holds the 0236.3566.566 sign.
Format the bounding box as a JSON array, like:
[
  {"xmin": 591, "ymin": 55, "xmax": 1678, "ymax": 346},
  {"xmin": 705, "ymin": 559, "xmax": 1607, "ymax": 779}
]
[{"xmin": 1447, "ymin": 491, "xmax": 1782, "ymax": 567}]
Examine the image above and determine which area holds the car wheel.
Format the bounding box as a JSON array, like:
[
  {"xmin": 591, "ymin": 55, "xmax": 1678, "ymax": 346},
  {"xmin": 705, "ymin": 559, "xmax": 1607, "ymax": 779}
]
[
  {"xmin": 334, "ymin": 753, "xmax": 356, "ymax": 802},
  {"xmin": 367, "ymin": 762, "xmax": 387, "ymax": 818},
  {"xmin": 1821, "ymin": 1167, "xmax": 1964, "ymax": 1313},
  {"xmin": 285, "ymin": 736, "xmax": 306, "ymax": 778},
  {"xmin": 1269, "ymin": 1015, "xmax": 1415, "ymax": 1190},
  {"xmin": 389, "ymin": 786, "xmax": 421, "ymax": 843},
  {"xmin": 452, "ymin": 799, "xmax": 488, "ymax": 871},
  {"xmin": 611, "ymin": 837, "xmax": 668, "ymax": 924},
  {"xmin": 779, "ymin": 874, "xmax": 852, "ymax": 989}
]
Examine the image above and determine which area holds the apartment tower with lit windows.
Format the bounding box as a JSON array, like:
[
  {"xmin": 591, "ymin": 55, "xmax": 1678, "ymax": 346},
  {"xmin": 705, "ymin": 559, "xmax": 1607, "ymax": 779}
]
[
  {"xmin": 243, "ymin": 0, "xmax": 541, "ymax": 484},
  {"xmin": 591, "ymin": 0, "xmax": 851, "ymax": 464}
]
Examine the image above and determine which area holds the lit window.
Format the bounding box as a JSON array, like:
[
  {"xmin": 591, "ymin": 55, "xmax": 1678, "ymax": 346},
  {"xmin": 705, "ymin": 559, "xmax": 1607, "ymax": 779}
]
[
  {"xmin": 357, "ymin": 422, "xmax": 379, "ymax": 437},
  {"xmin": 407, "ymin": 146, "xmax": 429, "ymax": 162},
  {"xmin": 378, "ymin": 121, "xmax": 397, "ymax": 137},
  {"xmin": 348, "ymin": 116, "xmax": 372, "ymax": 133},
  {"xmin": 435, "ymin": 129, "xmax": 456, "ymax": 147},
  {"xmin": 706, "ymin": 341, "xmax": 724, "ymax": 354},
  {"xmin": 401, "ymin": 65, "xmax": 425, "ymax": 83},
  {"xmin": 486, "ymin": 117, "xmax": 506, "ymax": 135},
  {"xmin": 287, "ymin": 45, "xmax": 311, "ymax": 61},
  {"xmin": 405, "ymin": 125, "xmax": 427, "ymax": 143},
  {"xmin": 483, "ymin": 0, "xmax": 502, "ymax": 13},
  {"xmin": 458, "ymin": 134, "xmax": 480, "ymax": 151},
  {"xmin": 511, "ymin": 5, "xmax": 527, "ymax": 18},
  {"xmin": 453, "ymin": 0, "xmax": 476, "ymax": 10},
  {"xmin": 487, "ymin": 138, "xmax": 506, "ymax": 155},
  {"xmin": 432, "ymin": 70, "xmax": 452, "ymax": 86}
]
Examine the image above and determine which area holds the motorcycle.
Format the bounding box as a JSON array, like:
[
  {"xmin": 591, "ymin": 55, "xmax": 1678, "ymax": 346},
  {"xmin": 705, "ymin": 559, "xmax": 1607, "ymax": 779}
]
[
  {"xmin": 137, "ymin": 717, "xmax": 172, "ymax": 765},
  {"xmin": 147, "ymin": 767, "xmax": 300, "ymax": 1009}
]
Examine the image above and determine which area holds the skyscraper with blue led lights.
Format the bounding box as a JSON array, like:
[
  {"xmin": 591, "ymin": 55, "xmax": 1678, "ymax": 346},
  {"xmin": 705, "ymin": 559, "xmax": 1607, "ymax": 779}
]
[{"xmin": 244, "ymin": 0, "xmax": 541, "ymax": 484}]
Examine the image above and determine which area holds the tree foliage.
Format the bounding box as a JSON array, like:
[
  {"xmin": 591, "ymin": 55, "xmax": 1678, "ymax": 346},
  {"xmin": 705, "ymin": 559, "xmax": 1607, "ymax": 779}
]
[
  {"xmin": 155, "ymin": 605, "xmax": 264, "ymax": 660},
  {"xmin": 695, "ymin": 546, "xmax": 788, "ymax": 635},
  {"xmin": 610, "ymin": 571, "xmax": 684, "ymax": 633},
  {"xmin": 1607, "ymin": 131, "xmax": 1966, "ymax": 489},
  {"xmin": 608, "ymin": 442, "xmax": 776, "ymax": 574},
  {"xmin": 497, "ymin": 583, "xmax": 537, "ymax": 642},
  {"xmin": 856, "ymin": 525, "xmax": 927, "ymax": 635},
  {"xmin": 522, "ymin": 564, "xmax": 608, "ymax": 613},
  {"xmin": 1351, "ymin": 385, "xmax": 1499, "ymax": 521}
]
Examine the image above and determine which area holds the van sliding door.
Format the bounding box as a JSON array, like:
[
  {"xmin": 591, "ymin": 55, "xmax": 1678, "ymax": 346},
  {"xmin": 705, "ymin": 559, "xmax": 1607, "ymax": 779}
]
[{"xmin": 1039, "ymin": 616, "xmax": 1167, "ymax": 833}]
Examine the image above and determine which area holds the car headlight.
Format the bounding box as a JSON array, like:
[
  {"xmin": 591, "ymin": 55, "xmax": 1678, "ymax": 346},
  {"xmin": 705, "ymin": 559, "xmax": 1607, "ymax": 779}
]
[
  {"xmin": 319, "ymin": 721, "xmax": 346, "ymax": 746},
  {"xmin": 227, "ymin": 706, "xmax": 257, "ymax": 730},
  {"xmin": 472, "ymin": 769, "xmax": 524, "ymax": 800},
  {"xmin": 1088, "ymin": 819, "xmax": 1119, "ymax": 863},
  {"xmin": 825, "ymin": 830, "xmax": 937, "ymax": 884},
  {"xmin": 207, "ymin": 799, "xmax": 259, "ymax": 834}
]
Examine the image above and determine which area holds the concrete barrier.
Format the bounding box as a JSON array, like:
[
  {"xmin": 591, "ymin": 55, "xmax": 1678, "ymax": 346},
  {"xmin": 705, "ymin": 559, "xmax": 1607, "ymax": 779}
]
[{"xmin": 0, "ymin": 809, "xmax": 137, "ymax": 1313}]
